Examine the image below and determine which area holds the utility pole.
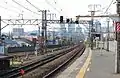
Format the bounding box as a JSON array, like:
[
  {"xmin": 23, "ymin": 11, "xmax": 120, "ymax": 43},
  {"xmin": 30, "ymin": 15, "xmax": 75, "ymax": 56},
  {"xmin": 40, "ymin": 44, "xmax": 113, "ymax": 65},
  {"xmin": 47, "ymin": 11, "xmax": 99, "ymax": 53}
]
[
  {"xmin": 88, "ymin": 21, "xmax": 91, "ymax": 47},
  {"xmin": 100, "ymin": 22, "xmax": 102, "ymax": 48},
  {"xmin": 53, "ymin": 30, "xmax": 55, "ymax": 44},
  {"xmin": 41, "ymin": 10, "xmax": 47, "ymax": 53},
  {"xmin": 38, "ymin": 26, "xmax": 40, "ymax": 37},
  {"xmin": 90, "ymin": 11, "xmax": 94, "ymax": 50},
  {"xmin": 44, "ymin": 10, "xmax": 47, "ymax": 53},
  {"xmin": 106, "ymin": 18, "xmax": 110, "ymax": 51},
  {"xmin": 116, "ymin": 0, "xmax": 120, "ymax": 73},
  {"xmin": 88, "ymin": 4, "xmax": 101, "ymax": 50}
]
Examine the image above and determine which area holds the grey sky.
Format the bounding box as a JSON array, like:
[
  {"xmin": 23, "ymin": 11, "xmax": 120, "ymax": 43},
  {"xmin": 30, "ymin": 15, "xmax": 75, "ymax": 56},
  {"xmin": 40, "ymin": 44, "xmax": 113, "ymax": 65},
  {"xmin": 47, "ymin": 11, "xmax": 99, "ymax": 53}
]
[
  {"xmin": 0, "ymin": 0, "xmax": 116, "ymax": 32},
  {"xmin": 0, "ymin": 0, "xmax": 116, "ymax": 18}
]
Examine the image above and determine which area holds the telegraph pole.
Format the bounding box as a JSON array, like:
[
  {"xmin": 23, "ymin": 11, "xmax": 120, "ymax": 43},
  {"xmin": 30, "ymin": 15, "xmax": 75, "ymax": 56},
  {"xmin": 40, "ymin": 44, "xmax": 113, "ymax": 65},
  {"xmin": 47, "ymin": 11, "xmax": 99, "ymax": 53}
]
[
  {"xmin": 116, "ymin": 0, "xmax": 120, "ymax": 73},
  {"xmin": 90, "ymin": 11, "xmax": 94, "ymax": 50},
  {"xmin": 88, "ymin": 21, "xmax": 91, "ymax": 47},
  {"xmin": 44, "ymin": 10, "xmax": 47, "ymax": 53},
  {"xmin": 41, "ymin": 10, "xmax": 47, "ymax": 53}
]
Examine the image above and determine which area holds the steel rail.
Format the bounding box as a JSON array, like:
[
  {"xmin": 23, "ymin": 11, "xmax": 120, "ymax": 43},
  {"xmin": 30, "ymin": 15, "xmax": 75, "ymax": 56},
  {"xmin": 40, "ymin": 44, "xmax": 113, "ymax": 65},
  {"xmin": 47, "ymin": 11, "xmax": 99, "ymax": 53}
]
[
  {"xmin": 0, "ymin": 45, "xmax": 79, "ymax": 78},
  {"xmin": 43, "ymin": 45, "xmax": 85, "ymax": 78}
]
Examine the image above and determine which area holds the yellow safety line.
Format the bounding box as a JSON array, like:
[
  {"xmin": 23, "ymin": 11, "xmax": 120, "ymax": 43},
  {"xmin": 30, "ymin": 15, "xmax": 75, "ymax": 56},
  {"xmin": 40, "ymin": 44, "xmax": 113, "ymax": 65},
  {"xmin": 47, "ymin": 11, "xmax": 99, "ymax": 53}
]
[{"xmin": 76, "ymin": 48, "xmax": 92, "ymax": 78}]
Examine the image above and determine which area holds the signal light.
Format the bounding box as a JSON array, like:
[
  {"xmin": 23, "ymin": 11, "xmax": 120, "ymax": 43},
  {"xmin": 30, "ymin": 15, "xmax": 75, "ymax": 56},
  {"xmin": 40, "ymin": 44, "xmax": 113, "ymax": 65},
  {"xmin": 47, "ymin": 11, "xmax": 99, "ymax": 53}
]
[
  {"xmin": 75, "ymin": 20, "xmax": 79, "ymax": 24},
  {"xmin": 95, "ymin": 34, "xmax": 101, "ymax": 37},
  {"xmin": 60, "ymin": 16, "xmax": 63, "ymax": 23},
  {"xmin": 66, "ymin": 19, "xmax": 70, "ymax": 23}
]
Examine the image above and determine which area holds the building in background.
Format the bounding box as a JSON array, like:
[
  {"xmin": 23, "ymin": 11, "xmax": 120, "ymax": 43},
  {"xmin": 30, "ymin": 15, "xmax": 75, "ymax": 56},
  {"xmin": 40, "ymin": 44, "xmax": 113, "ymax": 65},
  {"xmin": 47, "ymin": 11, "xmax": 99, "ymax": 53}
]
[
  {"xmin": 12, "ymin": 28, "xmax": 24, "ymax": 37},
  {"xmin": 95, "ymin": 21, "xmax": 101, "ymax": 33},
  {"xmin": 60, "ymin": 24, "xmax": 67, "ymax": 38},
  {"xmin": 68, "ymin": 24, "xmax": 75, "ymax": 40},
  {"xmin": 75, "ymin": 24, "xmax": 85, "ymax": 42}
]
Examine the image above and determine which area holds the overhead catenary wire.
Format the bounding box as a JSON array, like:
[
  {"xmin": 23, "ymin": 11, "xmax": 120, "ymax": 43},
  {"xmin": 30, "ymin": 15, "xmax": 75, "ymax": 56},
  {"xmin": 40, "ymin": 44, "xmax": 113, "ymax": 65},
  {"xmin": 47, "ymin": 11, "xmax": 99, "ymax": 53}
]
[
  {"xmin": 0, "ymin": 5, "xmax": 20, "ymax": 14},
  {"xmin": 53, "ymin": 0, "xmax": 63, "ymax": 11},
  {"xmin": 4, "ymin": 1, "xmax": 23, "ymax": 13},
  {"xmin": 45, "ymin": 0, "xmax": 61, "ymax": 14},
  {"xmin": 3, "ymin": 0, "xmax": 37, "ymax": 19},
  {"xmin": 99, "ymin": 0, "xmax": 115, "ymax": 25},
  {"xmin": 25, "ymin": 0, "xmax": 41, "ymax": 11},
  {"xmin": 12, "ymin": 0, "xmax": 41, "ymax": 15},
  {"xmin": 104, "ymin": 0, "xmax": 115, "ymax": 14},
  {"xmin": 95, "ymin": 0, "xmax": 115, "ymax": 26},
  {"xmin": 26, "ymin": 0, "xmax": 64, "ymax": 18},
  {"xmin": 45, "ymin": 0, "xmax": 68, "ymax": 19}
]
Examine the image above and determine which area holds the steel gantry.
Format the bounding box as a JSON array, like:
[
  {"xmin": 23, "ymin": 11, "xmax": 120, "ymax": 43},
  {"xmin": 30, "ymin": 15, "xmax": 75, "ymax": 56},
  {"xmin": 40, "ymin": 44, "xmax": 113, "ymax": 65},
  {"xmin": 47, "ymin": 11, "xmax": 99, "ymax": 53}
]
[
  {"xmin": 0, "ymin": 15, "xmax": 91, "ymax": 54},
  {"xmin": 1, "ymin": 14, "xmax": 116, "ymax": 54},
  {"xmin": 0, "ymin": 17, "xmax": 60, "ymax": 54},
  {"xmin": 76, "ymin": 14, "xmax": 118, "ymax": 48}
]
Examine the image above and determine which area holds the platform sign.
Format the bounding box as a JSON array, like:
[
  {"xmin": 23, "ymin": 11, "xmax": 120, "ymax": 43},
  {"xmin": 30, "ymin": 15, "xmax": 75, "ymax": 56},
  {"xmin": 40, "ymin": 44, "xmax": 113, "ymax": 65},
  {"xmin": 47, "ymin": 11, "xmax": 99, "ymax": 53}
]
[{"xmin": 115, "ymin": 22, "xmax": 120, "ymax": 32}]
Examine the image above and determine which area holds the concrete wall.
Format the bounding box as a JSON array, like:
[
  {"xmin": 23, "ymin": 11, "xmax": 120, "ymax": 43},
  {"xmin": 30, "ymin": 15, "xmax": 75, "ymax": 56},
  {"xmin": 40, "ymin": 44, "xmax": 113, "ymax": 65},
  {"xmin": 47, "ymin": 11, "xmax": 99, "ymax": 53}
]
[
  {"xmin": 7, "ymin": 46, "xmax": 35, "ymax": 53},
  {"xmin": 104, "ymin": 41, "xmax": 117, "ymax": 52},
  {"xmin": 7, "ymin": 45, "xmax": 65, "ymax": 53}
]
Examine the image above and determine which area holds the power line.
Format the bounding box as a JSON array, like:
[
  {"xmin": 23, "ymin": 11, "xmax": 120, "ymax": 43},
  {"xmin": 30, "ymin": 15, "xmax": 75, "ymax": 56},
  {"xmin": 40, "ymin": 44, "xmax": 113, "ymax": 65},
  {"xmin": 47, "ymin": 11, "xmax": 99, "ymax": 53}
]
[
  {"xmin": 3, "ymin": 0, "xmax": 37, "ymax": 19},
  {"xmin": 25, "ymin": 0, "xmax": 41, "ymax": 11},
  {"xmin": 104, "ymin": 0, "xmax": 115, "ymax": 14},
  {"xmin": 53, "ymin": 0, "xmax": 63, "ymax": 11},
  {"xmin": 4, "ymin": 1, "xmax": 23, "ymax": 13},
  {"xmin": 0, "ymin": 5, "xmax": 19, "ymax": 14},
  {"xmin": 12, "ymin": 0, "xmax": 40, "ymax": 15},
  {"xmin": 95, "ymin": 0, "xmax": 115, "ymax": 29},
  {"xmin": 45, "ymin": 0, "xmax": 61, "ymax": 14}
]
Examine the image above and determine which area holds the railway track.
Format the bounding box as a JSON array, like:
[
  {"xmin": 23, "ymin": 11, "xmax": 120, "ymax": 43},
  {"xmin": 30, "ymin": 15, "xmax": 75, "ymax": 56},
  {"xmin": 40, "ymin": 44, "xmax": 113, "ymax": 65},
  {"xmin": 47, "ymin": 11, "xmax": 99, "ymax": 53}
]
[
  {"xmin": 0, "ymin": 45, "xmax": 79, "ymax": 78},
  {"xmin": 43, "ymin": 44, "xmax": 85, "ymax": 78}
]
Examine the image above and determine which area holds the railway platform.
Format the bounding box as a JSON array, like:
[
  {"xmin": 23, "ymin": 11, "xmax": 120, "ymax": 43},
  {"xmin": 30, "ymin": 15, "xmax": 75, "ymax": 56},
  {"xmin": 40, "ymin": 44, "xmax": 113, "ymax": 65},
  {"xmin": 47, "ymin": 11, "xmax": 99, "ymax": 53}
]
[
  {"xmin": 78, "ymin": 41, "xmax": 120, "ymax": 78},
  {"xmin": 84, "ymin": 49, "xmax": 120, "ymax": 78},
  {"xmin": 56, "ymin": 41, "xmax": 120, "ymax": 78}
]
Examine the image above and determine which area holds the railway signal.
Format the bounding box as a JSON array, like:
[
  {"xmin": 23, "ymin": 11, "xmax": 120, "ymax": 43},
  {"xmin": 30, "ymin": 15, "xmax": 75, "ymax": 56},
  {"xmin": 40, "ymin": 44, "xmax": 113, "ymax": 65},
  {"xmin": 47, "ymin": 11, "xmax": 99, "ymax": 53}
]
[{"xmin": 60, "ymin": 16, "xmax": 63, "ymax": 23}]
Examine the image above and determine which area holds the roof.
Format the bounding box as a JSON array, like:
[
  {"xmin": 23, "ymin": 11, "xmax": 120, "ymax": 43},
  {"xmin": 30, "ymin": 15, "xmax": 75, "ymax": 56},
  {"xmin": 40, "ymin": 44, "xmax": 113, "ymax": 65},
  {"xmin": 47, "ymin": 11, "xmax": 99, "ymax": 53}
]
[{"xmin": 3, "ymin": 39, "xmax": 20, "ymax": 46}]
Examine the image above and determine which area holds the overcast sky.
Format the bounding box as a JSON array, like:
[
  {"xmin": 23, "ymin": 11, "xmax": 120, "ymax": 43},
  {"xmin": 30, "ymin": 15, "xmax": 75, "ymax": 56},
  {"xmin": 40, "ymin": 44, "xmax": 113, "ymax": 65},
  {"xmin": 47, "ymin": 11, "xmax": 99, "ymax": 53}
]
[
  {"xmin": 0, "ymin": 0, "xmax": 116, "ymax": 32},
  {"xmin": 0, "ymin": 0, "xmax": 116, "ymax": 18}
]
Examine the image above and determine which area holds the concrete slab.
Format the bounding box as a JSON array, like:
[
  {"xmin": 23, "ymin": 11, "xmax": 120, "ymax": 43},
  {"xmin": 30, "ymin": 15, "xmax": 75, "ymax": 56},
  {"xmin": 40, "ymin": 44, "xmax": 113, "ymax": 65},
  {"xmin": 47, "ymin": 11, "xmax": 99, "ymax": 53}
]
[{"xmin": 85, "ymin": 49, "xmax": 120, "ymax": 78}]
